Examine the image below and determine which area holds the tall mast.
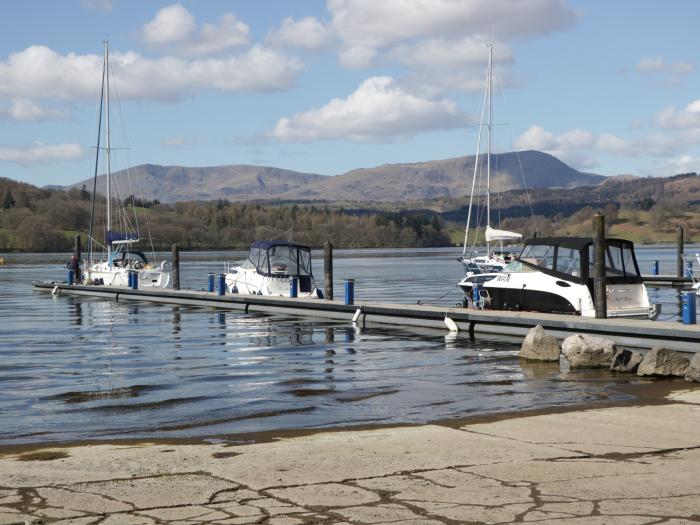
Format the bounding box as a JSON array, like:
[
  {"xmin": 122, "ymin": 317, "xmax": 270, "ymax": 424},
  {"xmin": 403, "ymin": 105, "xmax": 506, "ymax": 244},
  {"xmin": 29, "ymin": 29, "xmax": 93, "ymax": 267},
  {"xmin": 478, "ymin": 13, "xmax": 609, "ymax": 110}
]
[
  {"xmin": 104, "ymin": 40, "xmax": 112, "ymax": 239},
  {"xmin": 486, "ymin": 41, "xmax": 493, "ymax": 253}
]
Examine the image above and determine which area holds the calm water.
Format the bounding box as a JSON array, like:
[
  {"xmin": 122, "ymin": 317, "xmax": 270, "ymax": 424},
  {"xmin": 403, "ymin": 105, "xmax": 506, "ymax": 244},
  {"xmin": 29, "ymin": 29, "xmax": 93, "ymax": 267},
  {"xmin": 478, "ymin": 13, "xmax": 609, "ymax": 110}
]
[{"xmin": 0, "ymin": 246, "xmax": 695, "ymax": 446}]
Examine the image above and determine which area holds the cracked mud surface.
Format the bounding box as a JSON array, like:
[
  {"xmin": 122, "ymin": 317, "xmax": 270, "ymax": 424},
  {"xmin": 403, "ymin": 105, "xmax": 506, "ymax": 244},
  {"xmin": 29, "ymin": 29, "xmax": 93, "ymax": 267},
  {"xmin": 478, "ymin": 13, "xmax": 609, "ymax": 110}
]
[{"xmin": 1, "ymin": 390, "xmax": 699, "ymax": 524}]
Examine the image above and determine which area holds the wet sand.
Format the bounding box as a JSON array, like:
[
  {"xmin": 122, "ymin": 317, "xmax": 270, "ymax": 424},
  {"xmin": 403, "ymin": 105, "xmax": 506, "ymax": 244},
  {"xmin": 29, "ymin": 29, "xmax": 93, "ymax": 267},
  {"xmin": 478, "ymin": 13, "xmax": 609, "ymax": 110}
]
[{"xmin": 1, "ymin": 384, "xmax": 698, "ymax": 524}]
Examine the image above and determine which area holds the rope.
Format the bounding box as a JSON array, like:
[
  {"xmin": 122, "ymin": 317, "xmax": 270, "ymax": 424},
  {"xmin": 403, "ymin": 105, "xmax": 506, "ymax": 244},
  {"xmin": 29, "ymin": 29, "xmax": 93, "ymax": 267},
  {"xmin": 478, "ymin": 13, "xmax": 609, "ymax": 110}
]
[{"xmin": 417, "ymin": 286, "xmax": 458, "ymax": 305}]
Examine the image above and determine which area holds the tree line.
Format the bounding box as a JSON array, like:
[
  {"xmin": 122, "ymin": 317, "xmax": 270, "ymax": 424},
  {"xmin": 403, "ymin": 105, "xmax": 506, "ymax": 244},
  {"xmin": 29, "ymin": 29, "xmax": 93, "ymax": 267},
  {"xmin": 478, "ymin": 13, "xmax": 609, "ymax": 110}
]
[{"xmin": 0, "ymin": 180, "xmax": 450, "ymax": 252}]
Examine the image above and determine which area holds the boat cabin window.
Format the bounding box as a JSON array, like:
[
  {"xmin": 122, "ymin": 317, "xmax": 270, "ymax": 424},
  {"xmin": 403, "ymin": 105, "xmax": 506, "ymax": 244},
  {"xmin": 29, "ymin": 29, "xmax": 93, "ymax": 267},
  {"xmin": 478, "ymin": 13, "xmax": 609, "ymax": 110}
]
[
  {"xmin": 266, "ymin": 245, "xmax": 313, "ymax": 276},
  {"xmin": 587, "ymin": 243, "xmax": 640, "ymax": 278},
  {"xmin": 249, "ymin": 247, "xmax": 270, "ymax": 274},
  {"xmin": 555, "ymin": 247, "xmax": 580, "ymax": 276},
  {"xmin": 519, "ymin": 244, "xmax": 555, "ymax": 270}
]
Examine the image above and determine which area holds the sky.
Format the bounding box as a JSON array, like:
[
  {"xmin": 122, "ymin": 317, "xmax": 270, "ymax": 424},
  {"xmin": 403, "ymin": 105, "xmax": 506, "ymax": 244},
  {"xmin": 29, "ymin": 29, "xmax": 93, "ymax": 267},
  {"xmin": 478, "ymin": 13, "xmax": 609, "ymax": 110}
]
[{"xmin": 1, "ymin": 0, "xmax": 700, "ymax": 187}]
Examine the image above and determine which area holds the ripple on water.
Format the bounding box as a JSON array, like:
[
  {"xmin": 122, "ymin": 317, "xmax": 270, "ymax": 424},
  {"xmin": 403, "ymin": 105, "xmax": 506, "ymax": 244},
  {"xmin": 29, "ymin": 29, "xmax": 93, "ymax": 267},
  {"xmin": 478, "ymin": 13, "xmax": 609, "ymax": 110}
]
[{"xmin": 1, "ymin": 248, "xmax": 683, "ymax": 445}]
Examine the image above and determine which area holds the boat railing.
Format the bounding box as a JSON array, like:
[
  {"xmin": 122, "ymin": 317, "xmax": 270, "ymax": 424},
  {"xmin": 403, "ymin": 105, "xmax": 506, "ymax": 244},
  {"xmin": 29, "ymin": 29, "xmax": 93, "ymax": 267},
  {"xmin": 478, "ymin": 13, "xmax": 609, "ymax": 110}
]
[{"xmin": 682, "ymin": 254, "xmax": 700, "ymax": 286}]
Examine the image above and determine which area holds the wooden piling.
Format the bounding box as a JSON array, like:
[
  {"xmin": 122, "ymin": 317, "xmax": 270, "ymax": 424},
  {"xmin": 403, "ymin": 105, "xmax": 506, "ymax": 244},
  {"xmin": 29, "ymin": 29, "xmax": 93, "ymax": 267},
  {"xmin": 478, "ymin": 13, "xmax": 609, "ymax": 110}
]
[
  {"xmin": 324, "ymin": 241, "xmax": 333, "ymax": 300},
  {"xmin": 593, "ymin": 212, "xmax": 607, "ymax": 319},
  {"xmin": 677, "ymin": 226, "xmax": 684, "ymax": 279},
  {"xmin": 74, "ymin": 234, "xmax": 81, "ymax": 260},
  {"xmin": 172, "ymin": 243, "xmax": 180, "ymax": 290}
]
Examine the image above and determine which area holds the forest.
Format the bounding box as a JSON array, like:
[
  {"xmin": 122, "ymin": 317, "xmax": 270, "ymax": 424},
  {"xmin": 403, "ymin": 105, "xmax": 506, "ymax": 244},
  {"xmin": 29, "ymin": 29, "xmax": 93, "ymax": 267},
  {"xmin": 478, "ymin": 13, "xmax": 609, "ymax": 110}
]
[
  {"xmin": 2, "ymin": 172, "xmax": 698, "ymax": 253},
  {"xmin": 0, "ymin": 178, "xmax": 450, "ymax": 252}
]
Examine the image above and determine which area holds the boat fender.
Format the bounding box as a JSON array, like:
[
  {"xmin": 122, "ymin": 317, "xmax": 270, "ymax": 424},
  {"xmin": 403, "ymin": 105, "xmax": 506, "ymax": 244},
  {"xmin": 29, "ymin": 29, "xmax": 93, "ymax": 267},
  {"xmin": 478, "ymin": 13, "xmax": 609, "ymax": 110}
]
[
  {"xmin": 232, "ymin": 285, "xmax": 238, "ymax": 294},
  {"xmin": 352, "ymin": 307, "xmax": 363, "ymax": 323},
  {"xmin": 316, "ymin": 289, "xmax": 324, "ymax": 299},
  {"xmin": 444, "ymin": 316, "xmax": 459, "ymax": 332},
  {"xmin": 51, "ymin": 285, "xmax": 60, "ymax": 295}
]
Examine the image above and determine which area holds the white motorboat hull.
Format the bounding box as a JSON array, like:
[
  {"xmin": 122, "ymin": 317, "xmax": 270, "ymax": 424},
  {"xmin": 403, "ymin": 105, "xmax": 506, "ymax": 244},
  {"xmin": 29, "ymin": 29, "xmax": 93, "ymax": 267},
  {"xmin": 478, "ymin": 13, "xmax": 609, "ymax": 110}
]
[
  {"xmin": 225, "ymin": 267, "xmax": 319, "ymax": 298},
  {"xmin": 459, "ymin": 270, "xmax": 655, "ymax": 319}
]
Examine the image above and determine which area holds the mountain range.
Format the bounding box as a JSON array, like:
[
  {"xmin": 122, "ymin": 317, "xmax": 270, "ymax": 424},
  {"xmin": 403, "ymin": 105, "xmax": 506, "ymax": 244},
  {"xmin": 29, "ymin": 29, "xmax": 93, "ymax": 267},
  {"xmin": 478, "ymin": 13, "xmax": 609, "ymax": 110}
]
[{"xmin": 64, "ymin": 150, "xmax": 606, "ymax": 203}]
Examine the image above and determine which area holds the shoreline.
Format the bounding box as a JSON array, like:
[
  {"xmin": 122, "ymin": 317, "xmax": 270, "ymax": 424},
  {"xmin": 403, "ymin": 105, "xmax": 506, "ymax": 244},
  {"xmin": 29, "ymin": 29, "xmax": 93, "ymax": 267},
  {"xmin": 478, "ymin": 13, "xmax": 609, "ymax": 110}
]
[
  {"xmin": 0, "ymin": 385, "xmax": 698, "ymax": 524},
  {"xmin": 0, "ymin": 379, "xmax": 690, "ymax": 456}
]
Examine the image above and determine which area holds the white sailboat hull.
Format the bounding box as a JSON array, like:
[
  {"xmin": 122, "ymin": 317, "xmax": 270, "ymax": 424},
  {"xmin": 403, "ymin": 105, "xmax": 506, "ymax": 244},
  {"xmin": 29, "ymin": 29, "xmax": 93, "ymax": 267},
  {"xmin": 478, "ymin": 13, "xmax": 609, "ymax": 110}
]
[{"xmin": 86, "ymin": 262, "xmax": 171, "ymax": 289}]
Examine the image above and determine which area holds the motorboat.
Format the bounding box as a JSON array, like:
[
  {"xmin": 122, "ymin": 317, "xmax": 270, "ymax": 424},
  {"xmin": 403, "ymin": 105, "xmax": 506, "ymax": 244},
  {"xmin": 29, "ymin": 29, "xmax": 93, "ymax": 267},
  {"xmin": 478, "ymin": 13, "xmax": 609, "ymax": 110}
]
[
  {"xmin": 225, "ymin": 240, "xmax": 321, "ymax": 297},
  {"xmin": 83, "ymin": 41, "xmax": 171, "ymax": 289},
  {"xmin": 459, "ymin": 236, "xmax": 658, "ymax": 319}
]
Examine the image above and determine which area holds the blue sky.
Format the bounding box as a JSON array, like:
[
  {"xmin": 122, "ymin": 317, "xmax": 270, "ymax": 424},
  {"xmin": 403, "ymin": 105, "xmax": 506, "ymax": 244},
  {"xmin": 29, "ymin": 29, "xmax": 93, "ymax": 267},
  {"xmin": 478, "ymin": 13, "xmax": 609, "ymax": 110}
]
[{"xmin": 1, "ymin": 0, "xmax": 700, "ymax": 187}]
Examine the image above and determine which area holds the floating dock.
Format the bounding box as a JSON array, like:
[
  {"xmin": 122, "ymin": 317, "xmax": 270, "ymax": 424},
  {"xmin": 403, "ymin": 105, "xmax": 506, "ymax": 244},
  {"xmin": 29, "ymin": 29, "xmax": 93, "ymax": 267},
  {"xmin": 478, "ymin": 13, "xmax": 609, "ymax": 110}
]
[
  {"xmin": 642, "ymin": 275, "xmax": 694, "ymax": 288},
  {"xmin": 34, "ymin": 282, "xmax": 700, "ymax": 354}
]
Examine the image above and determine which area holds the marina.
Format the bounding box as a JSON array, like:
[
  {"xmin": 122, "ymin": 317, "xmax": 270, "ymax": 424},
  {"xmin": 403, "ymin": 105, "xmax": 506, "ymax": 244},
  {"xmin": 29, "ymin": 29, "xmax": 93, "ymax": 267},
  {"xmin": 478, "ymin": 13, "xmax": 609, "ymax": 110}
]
[
  {"xmin": 2, "ymin": 3, "xmax": 700, "ymax": 521},
  {"xmin": 1, "ymin": 246, "xmax": 696, "ymax": 448}
]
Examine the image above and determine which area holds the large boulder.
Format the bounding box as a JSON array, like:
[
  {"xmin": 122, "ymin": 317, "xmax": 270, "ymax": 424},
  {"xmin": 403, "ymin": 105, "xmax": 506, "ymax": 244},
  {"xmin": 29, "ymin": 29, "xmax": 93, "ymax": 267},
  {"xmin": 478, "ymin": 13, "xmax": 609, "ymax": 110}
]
[
  {"xmin": 683, "ymin": 354, "xmax": 700, "ymax": 382},
  {"xmin": 637, "ymin": 347, "xmax": 690, "ymax": 377},
  {"xmin": 610, "ymin": 348, "xmax": 643, "ymax": 373},
  {"xmin": 519, "ymin": 325, "xmax": 560, "ymax": 362},
  {"xmin": 562, "ymin": 334, "xmax": 616, "ymax": 369}
]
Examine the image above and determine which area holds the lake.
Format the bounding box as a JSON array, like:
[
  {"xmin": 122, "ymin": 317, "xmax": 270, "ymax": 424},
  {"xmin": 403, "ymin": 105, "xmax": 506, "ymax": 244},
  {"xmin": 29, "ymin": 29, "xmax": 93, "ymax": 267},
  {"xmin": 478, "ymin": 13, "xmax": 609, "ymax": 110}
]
[{"xmin": 0, "ymin": 246, "xmax": 696, "ymax": 446}]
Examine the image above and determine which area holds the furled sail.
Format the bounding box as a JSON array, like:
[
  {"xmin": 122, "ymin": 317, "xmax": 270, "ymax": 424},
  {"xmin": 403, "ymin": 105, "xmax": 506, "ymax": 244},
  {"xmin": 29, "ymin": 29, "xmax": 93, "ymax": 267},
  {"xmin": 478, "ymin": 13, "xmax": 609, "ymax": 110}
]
[{"xmin": 485, "ymin": 225, "xmax": 522, "ymax": 243}]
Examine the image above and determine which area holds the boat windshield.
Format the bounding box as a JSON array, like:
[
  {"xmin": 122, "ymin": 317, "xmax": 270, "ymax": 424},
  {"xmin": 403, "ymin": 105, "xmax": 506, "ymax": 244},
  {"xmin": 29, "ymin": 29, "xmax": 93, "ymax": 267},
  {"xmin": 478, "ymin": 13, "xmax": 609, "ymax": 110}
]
[
  {"xmin": 519, "ymin": 244, "xmax": 555, "ymax": 270},
  {"xmin": 502, "ymin": 260, "xmax": 537, "ymax": 273},
  {"xmin": 250, "ymin": 243, "xmax": 313, "ymax": 276}
]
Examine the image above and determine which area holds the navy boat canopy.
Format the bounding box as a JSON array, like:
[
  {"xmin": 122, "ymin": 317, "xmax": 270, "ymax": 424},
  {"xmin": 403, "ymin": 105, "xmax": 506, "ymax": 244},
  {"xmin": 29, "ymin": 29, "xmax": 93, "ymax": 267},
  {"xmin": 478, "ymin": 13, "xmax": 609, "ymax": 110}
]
[{"xmin": 250, "ymin": 240, "xmax": 311, "ymax": 251}]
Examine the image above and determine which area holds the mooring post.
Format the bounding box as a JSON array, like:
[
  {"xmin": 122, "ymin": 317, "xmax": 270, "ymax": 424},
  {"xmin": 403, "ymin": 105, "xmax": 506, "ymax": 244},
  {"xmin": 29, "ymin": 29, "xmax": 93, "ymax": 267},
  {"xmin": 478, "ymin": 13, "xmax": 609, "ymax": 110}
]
[
  {"xmin": 74, "ymin": 234, "xmax": 81, "ymax": 260},
  {"xmin": 74, "ymin": 234, "xmax": 82, "ymax": 282},
  {"xmin": 593, "ymin": 212, "xmax": 607, "ymax": 319},
  {"xmin": 677, "ymin": 226, "xmax": 684, "ymax": 279},
  {"xmin": 172, "ymin": 243, "xmax": 180, "ymax": 290},
  {"xmin": 324, "ymin": 241, "xmax": 334, "ymax": 300}
]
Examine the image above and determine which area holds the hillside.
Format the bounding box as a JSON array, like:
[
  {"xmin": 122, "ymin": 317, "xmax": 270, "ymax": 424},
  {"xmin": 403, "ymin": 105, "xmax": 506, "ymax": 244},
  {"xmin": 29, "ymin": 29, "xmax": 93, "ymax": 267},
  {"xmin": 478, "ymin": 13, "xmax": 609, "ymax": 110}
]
[{"xmin": 66, "ymin": 150, "xmax": 605, "ymax": 203}]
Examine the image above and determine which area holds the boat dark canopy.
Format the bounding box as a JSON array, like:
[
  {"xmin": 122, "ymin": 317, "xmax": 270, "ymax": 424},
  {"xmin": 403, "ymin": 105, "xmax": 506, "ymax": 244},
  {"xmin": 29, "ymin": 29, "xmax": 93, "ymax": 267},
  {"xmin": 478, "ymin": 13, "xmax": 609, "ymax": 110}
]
[
  {"xmin": 248, "ymin": 240, "xmax": 313, "ymax": 278},
  {"xmin": 518, "ymin": 236, "xmax": 642, "ymax": 284},
  {"xmin": 250, "ymin": 240, "xmax": 311, "ymax": 251}
]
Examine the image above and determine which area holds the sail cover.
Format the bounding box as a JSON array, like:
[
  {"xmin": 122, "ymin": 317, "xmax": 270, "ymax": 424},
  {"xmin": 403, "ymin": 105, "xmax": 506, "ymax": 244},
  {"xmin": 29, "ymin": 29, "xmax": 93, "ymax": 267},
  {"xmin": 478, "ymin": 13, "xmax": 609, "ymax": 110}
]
[
  {"xmin": 107, "ymin": 230, "xmax": 139, "ymax": 244},
  {"xmin": 485, "ymin": 225, "xmax": 522, "ymax": 243}
]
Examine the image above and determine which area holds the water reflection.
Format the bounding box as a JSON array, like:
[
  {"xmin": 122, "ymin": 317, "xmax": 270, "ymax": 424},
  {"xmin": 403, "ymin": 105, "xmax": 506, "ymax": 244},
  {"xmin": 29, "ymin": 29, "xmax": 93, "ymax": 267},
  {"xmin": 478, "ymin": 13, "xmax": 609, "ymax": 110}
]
[{"xmin": 2, "ymin": 247, "xmax": 694, "ymax": 445}]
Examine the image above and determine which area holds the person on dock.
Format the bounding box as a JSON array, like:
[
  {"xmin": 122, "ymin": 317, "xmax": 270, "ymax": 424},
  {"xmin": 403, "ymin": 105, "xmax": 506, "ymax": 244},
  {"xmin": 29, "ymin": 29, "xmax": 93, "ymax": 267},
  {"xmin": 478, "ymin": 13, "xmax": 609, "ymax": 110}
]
[{"xmin": 67, "ymin": 254, "xmax": 81, "ymax": 283}]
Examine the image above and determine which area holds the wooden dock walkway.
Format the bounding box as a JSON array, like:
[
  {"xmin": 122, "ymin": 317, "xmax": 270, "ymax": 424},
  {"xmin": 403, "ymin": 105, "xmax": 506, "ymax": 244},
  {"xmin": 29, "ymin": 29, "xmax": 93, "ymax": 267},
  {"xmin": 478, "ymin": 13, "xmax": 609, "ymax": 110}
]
[{"xmin": 34, "ymin": 281, "xmax": 700, "ymax": 353}]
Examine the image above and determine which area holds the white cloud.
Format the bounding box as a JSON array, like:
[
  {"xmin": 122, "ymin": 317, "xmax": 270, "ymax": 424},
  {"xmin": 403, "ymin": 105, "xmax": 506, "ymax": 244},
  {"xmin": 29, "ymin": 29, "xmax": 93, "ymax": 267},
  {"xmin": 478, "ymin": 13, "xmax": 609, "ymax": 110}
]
[
  {"xmin": 514, "ymin": 125, "xmax": 598, "ymax": 169},
  {"xmin": 162, "ymin": 136, "xmax": 194, "ymax": 148},
  {"xmin": 636, "ymin": 56, "xmax": 695, "ymax": 75},
  {"xmin": 0, "ymin": 45, "xmax": 304, "ymax": 101},
  {"xmin": 266, "ymin": 17, "xmax": 333, "ymax": 50},
  {"xmin": 515, "ymin": 125, "xmax": 688, "ymax": 170},
  {"xmin": 654, "ymin": 99, "xmax": 700, "ymax": 129},
  {"xmin": 142, "ymin": 4, "xmax": 250, "ymax": 56},
  {"xmin": 0, "ymin": 98, "xmax": 66, "ymax": 121},
  {"xmin": 655, "ymin": 155, "xmax": 700, "ymax": 175},
  {"xmin": 328, "ymin": 0, "xmax": 578, "ymax": 68},
  {"xmin": 635, "ymin": 56, "xmax": 696, "ymax": 87},
  {"xmin": 0, "ymin": 142, "xmax": 85, "ymax": 165},
  {"xmin": 271, "ymin": 76, "xmax": 468, "ymax": 142},
  {"xmin": 390, "ymin": 36, "xmax": 513, "ymax": 69},
  {"xmin": 142, "ymin": 3, "xmax": 196, "ymax": 45}
]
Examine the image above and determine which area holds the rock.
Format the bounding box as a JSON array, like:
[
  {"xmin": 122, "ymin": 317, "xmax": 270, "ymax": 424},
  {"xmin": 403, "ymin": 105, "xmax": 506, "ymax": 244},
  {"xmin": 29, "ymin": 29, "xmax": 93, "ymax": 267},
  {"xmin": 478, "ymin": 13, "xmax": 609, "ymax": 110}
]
[
  {"xmin": 519, "ymin": 325, "xmax": 560, "ymax": 362},
  {"xmin": 683, "ymin": 354, "xmax": 700, "ymax": 382},
  {"xmin": 561, "ymin": 334, "xmax": 615, "ymax": 369},
  {"xmin": 610, "ymin": 348, "xmax": 643, "ymax": 373},
  {"xmin": 637, "ymin": 347, "xmax": 690, "ymax": 377}
]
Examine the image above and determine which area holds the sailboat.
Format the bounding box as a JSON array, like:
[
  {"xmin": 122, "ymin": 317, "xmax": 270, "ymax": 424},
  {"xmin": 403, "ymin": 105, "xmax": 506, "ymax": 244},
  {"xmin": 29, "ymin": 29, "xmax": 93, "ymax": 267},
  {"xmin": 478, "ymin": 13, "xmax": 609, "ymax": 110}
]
[
  {"xmin": 459, "ymin": 42, "xmax": 522, "ymax": 276},
  {"xmin": 84, "ymin": 41, "xmax": 171, "ymax": 289}
]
